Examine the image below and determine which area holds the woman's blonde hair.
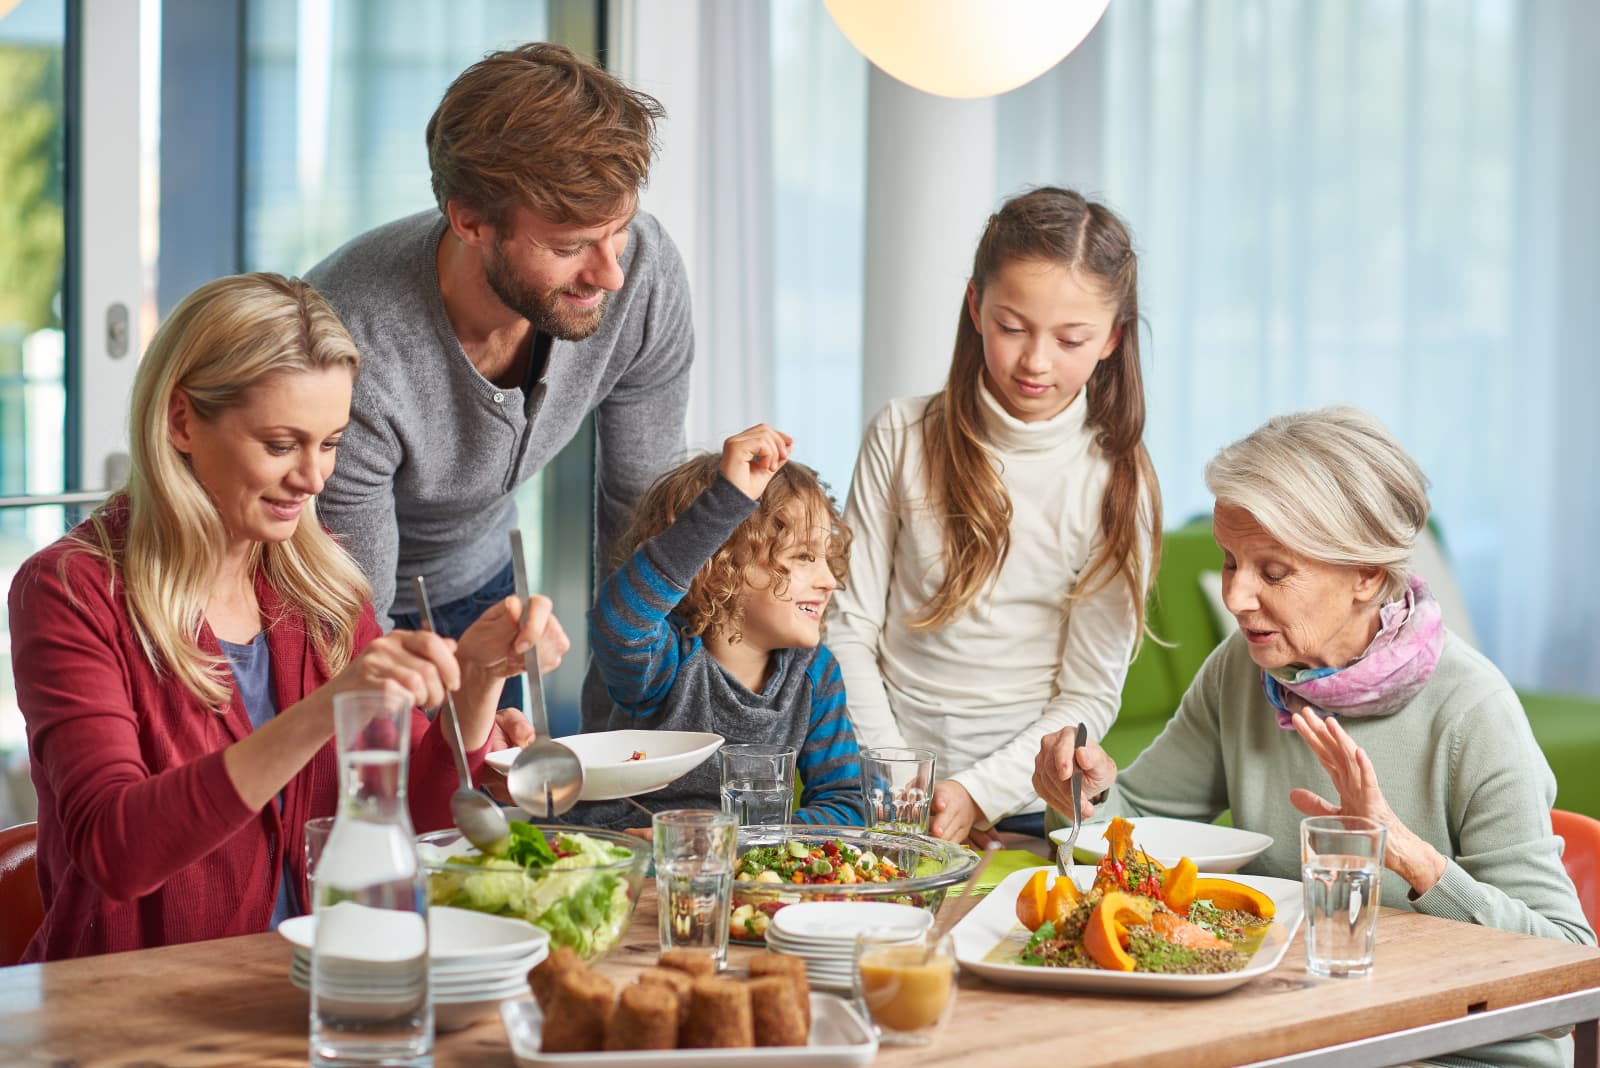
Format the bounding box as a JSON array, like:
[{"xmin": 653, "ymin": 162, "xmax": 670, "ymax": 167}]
[
  {"xmin": 1204, "ymin": 405, "xmax": 1431, "ymax": 603},
  {"xmin": 74, "ymin": 272, "xmax": 370, "ymax": 709},
  {"xmin": 614, "ymin": 456, "xmax": 851, "ymax": 644},
  {"xmin": 918, "ymin": 187, "xmax": 1162, "ymax": 639}
]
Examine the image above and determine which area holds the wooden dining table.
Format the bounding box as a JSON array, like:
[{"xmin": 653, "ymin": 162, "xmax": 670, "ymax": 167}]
[{"xmin": 2, "ymin": 881, "xmax": 1598, "ymax": 1068}]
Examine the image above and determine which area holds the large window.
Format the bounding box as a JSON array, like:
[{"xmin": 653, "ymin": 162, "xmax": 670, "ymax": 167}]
[
  {"xmin": 0, "ymin": 0, "xmax": 66, "ymax": 824},
  {"xmin": 992, "ymin": 0, "xmax": 1599, "ymax": 695}
]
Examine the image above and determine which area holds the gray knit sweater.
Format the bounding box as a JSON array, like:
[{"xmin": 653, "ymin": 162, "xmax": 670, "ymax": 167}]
[
  {"xmin": 306, "ymin": 209, "xmax": 693, "ymax": 623},
  {"xmin": 1099, "ymin": 630, "xmax": 1594, "ymax": 1068}
]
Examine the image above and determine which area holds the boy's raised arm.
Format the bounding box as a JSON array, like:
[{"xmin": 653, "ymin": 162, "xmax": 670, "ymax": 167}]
[{"xmin": 589, "ymin": 475, "xmax": 759, "ymax": 713}]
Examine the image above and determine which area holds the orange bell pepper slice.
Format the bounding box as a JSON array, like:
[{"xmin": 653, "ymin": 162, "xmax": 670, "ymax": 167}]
[
  {"xmin": 1082, "ymin": 890, "xmax": 1155, "ymax": 971},
  {"xmin": 1016, "ymin": 870, "xmax": 1050, "ymax": 931},
  {"xmin": 1161, "ymin": 856, "xmax": 1199, "ymax": 914},
  {"xmin": 1192, "ymin": 877, "xmax": 1276, "ymax": 919}
]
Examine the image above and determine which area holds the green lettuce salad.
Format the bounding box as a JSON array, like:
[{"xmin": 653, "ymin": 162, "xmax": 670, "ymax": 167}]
[{"xmin": 424, "ymin": 822, "xmax": 635, "ymax": 959}]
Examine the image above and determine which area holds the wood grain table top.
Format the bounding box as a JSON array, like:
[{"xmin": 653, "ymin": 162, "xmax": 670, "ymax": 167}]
[{"xmin": 2, "ymin": 883, "xmax": 1597, "ymax": 1067}]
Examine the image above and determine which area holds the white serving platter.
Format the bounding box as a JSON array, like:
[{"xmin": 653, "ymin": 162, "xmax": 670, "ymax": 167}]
[
  {"xmin": 951, "ymin": 865, "xmax": 1303, "ymax": 997},
  {"xmin": 501, "ymin": 990, "xmax": 877, "ymax": 1066}
]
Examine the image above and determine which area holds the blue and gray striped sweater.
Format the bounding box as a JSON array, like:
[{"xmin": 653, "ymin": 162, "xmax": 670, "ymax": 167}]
[{"xmin": 575, "ymin": 475, "xmax": 866, "ymax": 830}]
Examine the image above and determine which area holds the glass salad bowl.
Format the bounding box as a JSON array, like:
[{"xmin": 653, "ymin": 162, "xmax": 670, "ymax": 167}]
[
  {"xmin": 417, "ymin": 823, "xmax": 648, "ymax": 961},
  {"xmin": 729, "ymin": 825, "xmax": 980, "ymax": 944}
]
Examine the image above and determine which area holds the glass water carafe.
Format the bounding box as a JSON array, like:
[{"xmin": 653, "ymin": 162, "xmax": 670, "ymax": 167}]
[{"xmin": 310, "ymin": 690, "xmax": 432, "ymax": 1068}]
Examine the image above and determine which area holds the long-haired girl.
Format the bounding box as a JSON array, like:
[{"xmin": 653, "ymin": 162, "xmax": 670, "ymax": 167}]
[{"xmin": 828, "ymin": 187, "xmax": 1161, "ymax": 844}]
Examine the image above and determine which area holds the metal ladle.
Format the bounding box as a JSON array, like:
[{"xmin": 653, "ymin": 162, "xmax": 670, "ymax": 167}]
[
  {"xmin": 504, "ymin": 529, "xmax": 584, "ymax": 819},
  {"xmin": 412, "ymin": 575, "xmax": 511, "ymax": 857}
]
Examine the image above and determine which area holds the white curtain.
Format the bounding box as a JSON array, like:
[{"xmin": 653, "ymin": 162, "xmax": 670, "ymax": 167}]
[
  {"xmin": 997, "ymin": 0, "xmax": 1600, "ymax": 696},
  {"xmin": 612, "ymin": 0, "xmax": 776, "ymax": 458}
]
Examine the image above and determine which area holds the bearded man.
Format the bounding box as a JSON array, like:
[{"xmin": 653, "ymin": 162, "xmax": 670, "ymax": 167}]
[{"xmin": 308, "ymin": 43, "xmax": 691, "ymax": 715}]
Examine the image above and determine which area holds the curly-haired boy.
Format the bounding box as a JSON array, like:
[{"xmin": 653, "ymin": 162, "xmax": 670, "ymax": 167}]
[{"xmin": 577, "ymin": 424, "xmax": 866, "ymax": 829}]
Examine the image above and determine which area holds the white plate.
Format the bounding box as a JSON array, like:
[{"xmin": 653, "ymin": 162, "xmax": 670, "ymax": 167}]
[
  {"xmin": 768, "ymin": 901, "xmax": 932, "ymax": 942},
  {"xmin": 501, "ymin": 991, "xmax": 877, "ymax": 1066},
  {"xmin": 287, "ymin": 968, "xmax": 526, "ymax": 1033},
  {"xmin": 1050, "ymin": 816, "xmax": 1274, "ymax": 874},
  {"xmin": 951, "ymin": 865, "xmax": 1303, "ymax": 996},
  {"xmin": 290, "ymin": 962, "xmax": 529, "ymax": 1001},
  {"xmin": 486, "ymin": 730, "xmax": 724, "ymax": 802},
  {"xmin": 279, "ymin": 905, "xmax": 548, "ymax": 962}
]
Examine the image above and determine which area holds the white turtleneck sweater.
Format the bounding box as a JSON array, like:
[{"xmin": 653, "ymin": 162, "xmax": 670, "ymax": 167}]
[{"xmin": 828, "ymin": 383, "xmax": 1141, "ymax": 823}]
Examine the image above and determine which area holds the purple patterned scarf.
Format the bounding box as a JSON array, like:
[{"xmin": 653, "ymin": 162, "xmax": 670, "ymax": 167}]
[{"xmin": 1262, "ymin": 574, "xmax": 1445, "ymax": 729}]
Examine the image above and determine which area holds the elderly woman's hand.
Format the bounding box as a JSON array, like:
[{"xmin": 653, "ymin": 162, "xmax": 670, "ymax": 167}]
[
  {"xmin": 1289, "ymin": 707, "xmax": 1447, "ymax": 895},
  {"xmin": 1033, "ymin": 726, "xmax": 1117, "ymax": 821}
]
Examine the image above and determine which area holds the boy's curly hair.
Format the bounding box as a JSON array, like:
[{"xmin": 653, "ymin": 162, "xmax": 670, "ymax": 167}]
[{"xmin": 615, "ymin": 454, "xmax": 852, "ymax": 644}]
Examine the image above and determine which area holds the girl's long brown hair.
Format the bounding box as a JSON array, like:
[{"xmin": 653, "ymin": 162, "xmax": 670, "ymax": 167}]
[{"xmin": 915, "ymin": 187, "xmax": 1162, "ymax": 641}]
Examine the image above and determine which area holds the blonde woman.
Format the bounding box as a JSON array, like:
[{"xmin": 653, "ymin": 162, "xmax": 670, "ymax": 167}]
[
  {"xmin": 828, "ymin": 188, "xmax": 1161, "ymax": 845},
  {"xmin": 7, "ymin": 273, "xmax": 567, "ymax": 962}
]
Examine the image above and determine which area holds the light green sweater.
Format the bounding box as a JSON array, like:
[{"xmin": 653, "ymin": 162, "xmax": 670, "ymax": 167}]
[{"xmin": 1100, "ymin": 631, "xmax": 1594, "ymax": 1068}]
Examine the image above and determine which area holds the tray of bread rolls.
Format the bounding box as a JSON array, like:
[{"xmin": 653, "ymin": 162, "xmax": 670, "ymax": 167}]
[{"xmin": 502, "ymin": 946, "xmax": 878, "ymax": 1066}]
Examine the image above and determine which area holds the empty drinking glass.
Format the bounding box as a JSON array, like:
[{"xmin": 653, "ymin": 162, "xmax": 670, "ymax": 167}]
[
  {"xmin": 719, "ymin": 744, "xmax": 796, "ymax": 827},
  {"xmin": 653, "ymin": 809, "xmax": 737, "ymax": 967},
  {"xmin": 310, "ymin": 690, "xmax": 431, "ymax": 1067},
  {"xmin": 860, "ymin": 747, "xmax": 936, "ymax": 834},
  {"xmin": 1301, "ymin": 814, "xmax": 1387, "ymax": 978}
]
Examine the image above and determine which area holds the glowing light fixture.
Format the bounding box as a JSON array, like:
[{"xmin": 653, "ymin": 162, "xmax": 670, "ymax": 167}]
[{"xmin": 823, "ymin": 0, "xmax": 1112, "ymax": 99}]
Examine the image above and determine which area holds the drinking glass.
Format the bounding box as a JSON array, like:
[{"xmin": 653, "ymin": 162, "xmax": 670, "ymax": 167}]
[
  {"xmin": 1301, "ymin": 814, "xmax": 1387, "ymax": 978},
  {"xmin": 304, "ymin": 815, "xmax": 336, "ymax": 880},
  {"xmin": 310, "ymin": 690, "xmax": 432, "ymax": 1067},
  {"xmin": 653, "ymin": 809, "xmax": 736, "ymax": 967},
  {"xmin": 853, "ymin": 928, "xmax": 957, "ymax": 1045},
  {"xmin": 860, "ymin": 747, "xmax": 936, "ymax": 834},
  {"xmin": 719, "ymin": 744, "xmax": 796, "ymax": 828}
]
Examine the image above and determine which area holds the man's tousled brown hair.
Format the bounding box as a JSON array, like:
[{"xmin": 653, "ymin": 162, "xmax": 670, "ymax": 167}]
[
  {"xmin": 426, "ymin": 42, "xmax": 664, "ymax": 229},
  {"xmin": 616, "ymin": 456, "xmax": 852, "ymax": 645}
]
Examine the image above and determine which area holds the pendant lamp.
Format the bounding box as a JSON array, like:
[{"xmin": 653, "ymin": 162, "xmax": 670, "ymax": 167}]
[{"xmin": 823, "ymin": 0, "xmax": 1112, "ymax": 99}]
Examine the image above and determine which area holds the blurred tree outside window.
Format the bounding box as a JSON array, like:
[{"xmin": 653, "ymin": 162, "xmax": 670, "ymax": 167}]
[{"xmin": 0, "ymin": 0, "xmax": 67, "ymax": 822}]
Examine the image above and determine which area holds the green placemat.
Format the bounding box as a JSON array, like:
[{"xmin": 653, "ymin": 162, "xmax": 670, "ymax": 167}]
[{"xmin": 949, "ymin": 848, "xmax": 1048, "ymax": 897}]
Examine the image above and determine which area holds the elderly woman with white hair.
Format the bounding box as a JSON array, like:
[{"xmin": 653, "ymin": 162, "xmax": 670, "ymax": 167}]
[{"xmin": 1034, "ymin": 405, "xmax": 1591, "ymax": 1068}]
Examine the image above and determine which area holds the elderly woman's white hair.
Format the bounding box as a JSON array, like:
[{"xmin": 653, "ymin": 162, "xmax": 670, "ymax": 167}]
[{"xmin": 1204, "ymin": 406, "xmax": 1430, "ymax": 603}]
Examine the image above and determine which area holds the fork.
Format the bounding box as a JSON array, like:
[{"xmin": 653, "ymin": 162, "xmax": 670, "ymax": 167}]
[{"xmin": 1055, "ymin": 722, "xmax": 1089, "ymax": 878}]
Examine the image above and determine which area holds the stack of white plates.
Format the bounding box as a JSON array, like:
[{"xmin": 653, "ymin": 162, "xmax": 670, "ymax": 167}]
[
  {"xmin": 765, "ymin": 901, "xmax": 933, "ymax": 992},
  {"xmin": 280, "ymin": 904, "xmax": 548, "ymax": 1032}
]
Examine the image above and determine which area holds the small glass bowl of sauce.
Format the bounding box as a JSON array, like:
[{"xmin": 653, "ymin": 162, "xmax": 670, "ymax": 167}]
[{"xmin": 853, "ymin": 929, "xmax": 957, "ymax": 1045}]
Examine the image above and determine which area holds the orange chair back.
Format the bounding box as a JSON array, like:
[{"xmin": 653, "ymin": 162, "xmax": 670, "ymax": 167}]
[
  {"xmin": 0, "ymin": 821, "xmax": 43, "ymax": 966},
  {"xmin": 1552, "ymin": 808, "xmax": 1600, "ymax": 931}
]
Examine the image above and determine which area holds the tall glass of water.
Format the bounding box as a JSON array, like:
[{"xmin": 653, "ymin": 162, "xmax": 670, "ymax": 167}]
[
  {"xmin": 719, "ymin": 744, "xmax": 796, "ymax": 827},
  {"xmin": 1300, "ymin": 814, "xmax": 1387, "ymax": 978},
  {"xmin": 310, "ymin": 690, "xmax": 432, "ymax": 1067},
  {"xmin": 860, "ymin": 747, "xmax": 936, "ymax": 834},
  {"xmin": 653, "ymin": 809, "xmax": 736, "ymax": 967}
]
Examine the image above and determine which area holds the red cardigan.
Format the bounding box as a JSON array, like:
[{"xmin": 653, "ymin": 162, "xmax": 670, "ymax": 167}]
[{"xmin": 8, "ymin": 511, "xmax": 490, "ymax": 961}]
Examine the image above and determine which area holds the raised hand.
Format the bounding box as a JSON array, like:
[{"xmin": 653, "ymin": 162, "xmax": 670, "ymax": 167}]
[
  {"xmin": 720, "ymin": 424, "xmax": 794, "ymax": 501},
  {"xmin": 1289, "ymin": 707, "xmax": 1445, "ymax": 893}
]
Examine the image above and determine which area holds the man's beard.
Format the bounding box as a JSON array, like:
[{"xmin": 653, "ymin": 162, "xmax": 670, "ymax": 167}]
[{"xmin": 485, "ymin": 241, "xmax": 609, "ymax": 341}]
